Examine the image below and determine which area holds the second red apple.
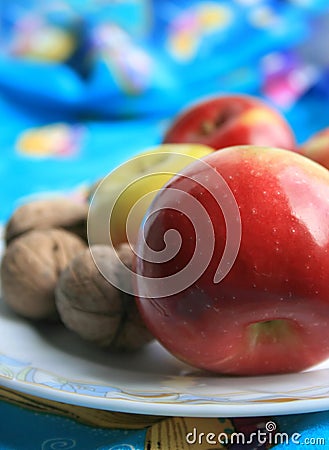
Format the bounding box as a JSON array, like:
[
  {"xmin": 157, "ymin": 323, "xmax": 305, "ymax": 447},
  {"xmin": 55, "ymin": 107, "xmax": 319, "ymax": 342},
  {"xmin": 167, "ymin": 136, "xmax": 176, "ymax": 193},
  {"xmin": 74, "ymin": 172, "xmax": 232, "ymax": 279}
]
[{"xmin": 163, "ymin": 94, "xmax": 296, "ymax": 151}]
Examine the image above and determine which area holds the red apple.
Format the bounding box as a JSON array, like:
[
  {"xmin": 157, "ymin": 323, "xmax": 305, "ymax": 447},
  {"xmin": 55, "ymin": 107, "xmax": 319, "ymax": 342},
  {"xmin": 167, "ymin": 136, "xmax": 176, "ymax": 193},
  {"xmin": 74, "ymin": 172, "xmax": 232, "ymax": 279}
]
[
  {"xmin": 135, "ymin": 145, "xmax": 329, "ymax": 376},
  {"xmin": 299, "ymin": 127, "xmax": 329, "ymax": 170},
  {"xmin": 163, "ymin": 94, "xmax": 296, "ymax": 152}
]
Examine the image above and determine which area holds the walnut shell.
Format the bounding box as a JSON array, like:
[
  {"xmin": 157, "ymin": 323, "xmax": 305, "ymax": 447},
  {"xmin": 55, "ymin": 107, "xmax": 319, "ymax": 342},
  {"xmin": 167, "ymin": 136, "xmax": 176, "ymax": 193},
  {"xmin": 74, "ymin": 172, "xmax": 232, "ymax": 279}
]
[
  {"xmin": 5, "ymin": 198, "xmax": 88, "ymax": 244},
  {"xmin": 55, "ymin": 244, "xmax": 153, "ymax": 351},
  {"xmin": 1, "ymin": 228, "xmax": 86, "ymax": 320}
]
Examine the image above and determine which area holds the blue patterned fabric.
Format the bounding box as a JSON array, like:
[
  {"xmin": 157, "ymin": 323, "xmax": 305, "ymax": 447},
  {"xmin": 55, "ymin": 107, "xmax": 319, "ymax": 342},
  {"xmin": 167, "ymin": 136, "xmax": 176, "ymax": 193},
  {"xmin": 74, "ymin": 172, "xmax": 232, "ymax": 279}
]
[
  {"xmin": 1, "ymin": 399, "xmax": 329, "ymax": 449},
  {"xmin": 0, "ymin": 400, "xmax": 146, "ymax": 450}
]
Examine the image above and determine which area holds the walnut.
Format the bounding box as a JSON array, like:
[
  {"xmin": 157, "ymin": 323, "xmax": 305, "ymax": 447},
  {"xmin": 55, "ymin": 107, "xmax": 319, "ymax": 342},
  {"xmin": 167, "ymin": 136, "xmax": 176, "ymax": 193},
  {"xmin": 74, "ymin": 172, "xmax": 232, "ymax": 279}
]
[
  {"xmin": 5, "ymin": 197, "xmax": 88, "ymax": 245},
  {"xmin": 1, "ymin": 228, "xmax": 86, "ymax": 320},
  {"xmin": 55, "ymin": 244, "xmax": 153, "ymax": 351}
]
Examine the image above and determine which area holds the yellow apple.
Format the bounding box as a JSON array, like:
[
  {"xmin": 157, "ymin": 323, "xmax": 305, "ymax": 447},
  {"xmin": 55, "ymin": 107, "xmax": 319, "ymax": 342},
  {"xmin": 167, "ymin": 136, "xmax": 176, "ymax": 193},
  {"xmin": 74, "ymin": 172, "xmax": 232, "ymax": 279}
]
[{"xmin": 88, "ymin": 144, "xmax": 214, "ymax": 247}]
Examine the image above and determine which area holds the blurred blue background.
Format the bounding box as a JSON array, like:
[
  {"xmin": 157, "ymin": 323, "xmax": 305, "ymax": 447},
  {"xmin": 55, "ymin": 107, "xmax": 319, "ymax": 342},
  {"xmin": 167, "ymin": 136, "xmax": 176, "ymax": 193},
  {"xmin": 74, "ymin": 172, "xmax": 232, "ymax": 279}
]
[{"xmin": 1, "ymin": 0, "xmax": 329, "ymax": 222}]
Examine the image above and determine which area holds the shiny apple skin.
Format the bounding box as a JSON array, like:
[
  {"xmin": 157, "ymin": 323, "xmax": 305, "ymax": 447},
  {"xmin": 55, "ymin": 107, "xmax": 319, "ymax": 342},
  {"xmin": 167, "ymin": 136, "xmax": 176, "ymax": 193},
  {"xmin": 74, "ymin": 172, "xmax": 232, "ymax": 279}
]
[
  {"xmin": 135, "ymin": 146, "xmax": 329, "ymax": 376},
  {"xmin": 163, "ymin": 94, "xmax": 296, "ymax": 152},
  {"xmin": 300, "ymin": 127, "xmax": 329, "ymax": 170}
]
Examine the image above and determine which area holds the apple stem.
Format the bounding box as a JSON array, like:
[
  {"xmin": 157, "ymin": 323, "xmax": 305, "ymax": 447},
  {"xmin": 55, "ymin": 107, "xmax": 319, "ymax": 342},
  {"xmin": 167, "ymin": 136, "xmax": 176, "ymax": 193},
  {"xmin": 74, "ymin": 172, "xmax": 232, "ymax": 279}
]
[
  {"xmin": 200, "ymin": 121, "xmax": 214, "ymax": 135},
  {"xmin": 247, "ymin": 319, "xmax": 297, "ymax": 347}
]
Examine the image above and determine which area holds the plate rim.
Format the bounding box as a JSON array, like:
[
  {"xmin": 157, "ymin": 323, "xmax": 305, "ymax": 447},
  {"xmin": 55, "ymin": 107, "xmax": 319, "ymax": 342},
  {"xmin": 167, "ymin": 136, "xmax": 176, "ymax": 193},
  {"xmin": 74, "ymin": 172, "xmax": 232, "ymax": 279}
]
[
  {"xmin": 2, "ymin": 372, "xmax": 329, "ymax": 418},
  {"xmin": 1, "ymin": 349, "xmax": 329, "ymax": 417}
]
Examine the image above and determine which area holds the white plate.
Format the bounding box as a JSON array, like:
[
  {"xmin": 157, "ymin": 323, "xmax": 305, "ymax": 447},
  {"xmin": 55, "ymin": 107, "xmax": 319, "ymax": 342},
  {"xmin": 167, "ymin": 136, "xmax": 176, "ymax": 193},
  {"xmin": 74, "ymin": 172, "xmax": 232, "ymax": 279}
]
[
  {"xmin": 1, "ymin": 301, "xmax": 329, "ymax": 418},
  {"xmin": 1, "ymin": 236, "xmax": 329, "ymax": 418}
]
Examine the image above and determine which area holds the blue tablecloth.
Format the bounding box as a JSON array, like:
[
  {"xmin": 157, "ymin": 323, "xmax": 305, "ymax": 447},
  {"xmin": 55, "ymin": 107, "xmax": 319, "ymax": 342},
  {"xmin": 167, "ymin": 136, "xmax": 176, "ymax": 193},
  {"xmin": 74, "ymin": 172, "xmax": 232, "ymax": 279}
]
[{"xmin": 1, "ymin": 394, "xmax": 329, "ymax": 449}]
